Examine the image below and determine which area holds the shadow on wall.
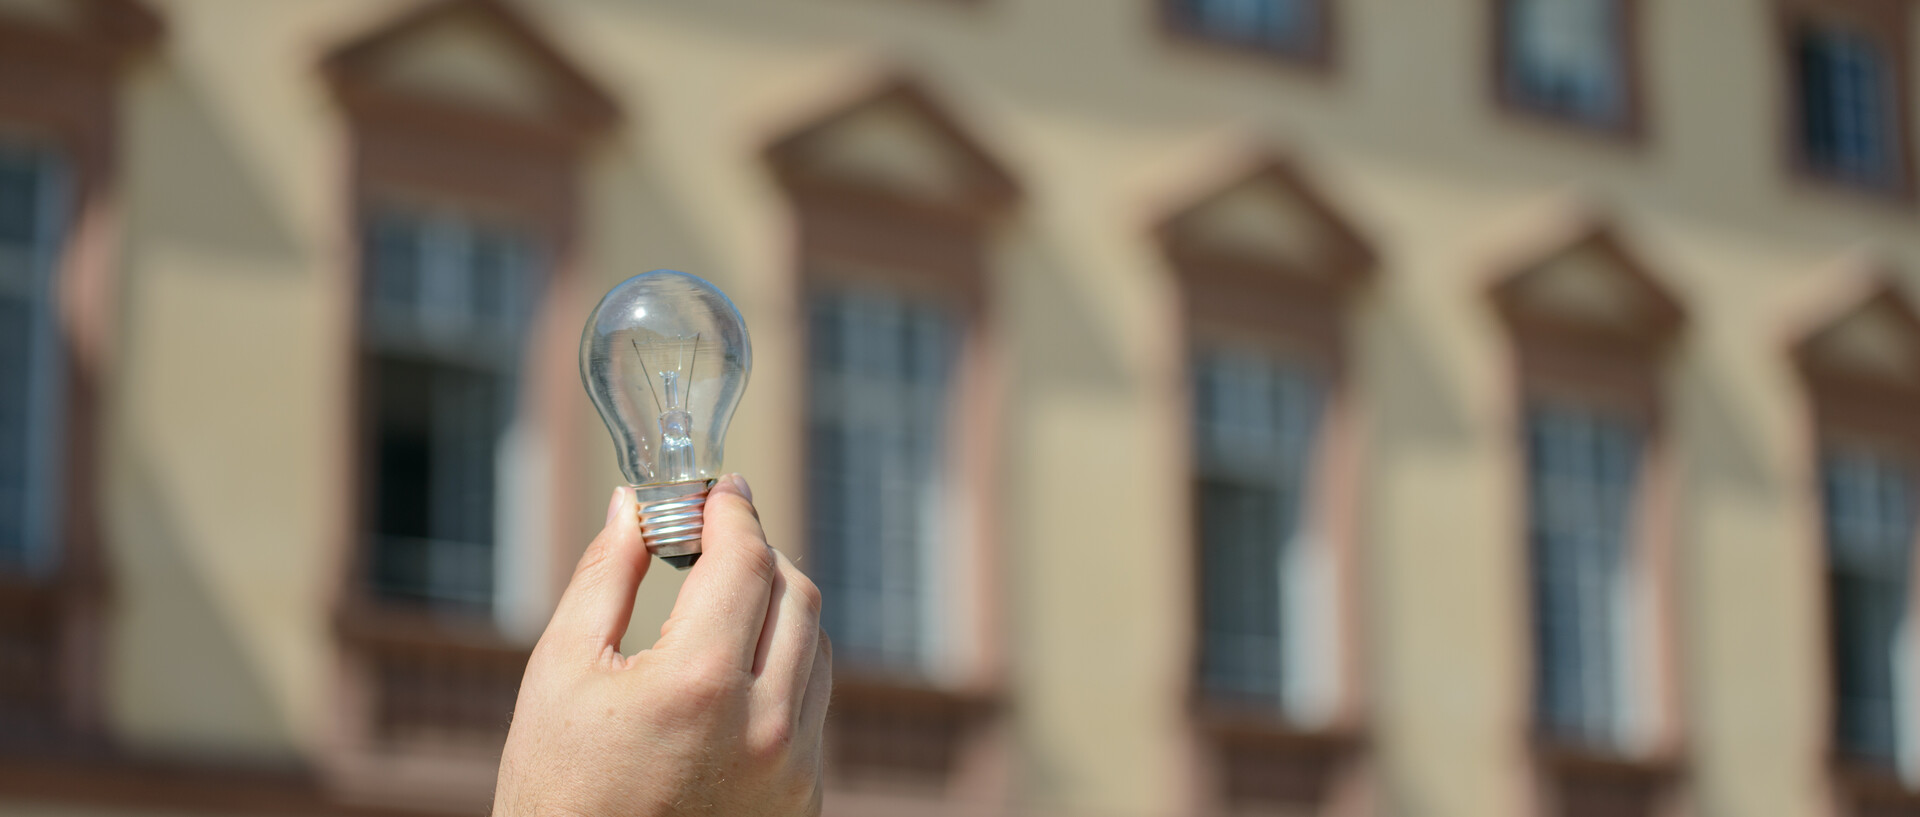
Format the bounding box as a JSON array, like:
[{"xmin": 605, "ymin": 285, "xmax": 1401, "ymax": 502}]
[
  {"xmin": 127, "ymin": 63, "xmax": 306, "ymax": 267},
  {"xmin": 109, "ymin": 444, "xmax": 292, "ymax": 760}
]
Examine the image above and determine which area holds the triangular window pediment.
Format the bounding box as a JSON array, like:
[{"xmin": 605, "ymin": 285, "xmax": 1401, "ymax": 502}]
[
  {"xmin": 1800, "ymin": 285, "xmax": 1920, "ymax": 388},
  {"xmin": 1158, "ymin": 159, "xmax": 1373, "ymax": 285},
  {"xmin": 1492, "ymin": 224, "xmax": 1683, "ymax": 343},
  {"xmin": 363, "ymin": 12, "xmax": 551, "ymax": 119},
  {"xmin": 769, "ymin": 79, "xmax": 1015, "ymax": 214},
  {"xmin": 325, "ymin": 0, "xmax": 614, "ymax": 134}
]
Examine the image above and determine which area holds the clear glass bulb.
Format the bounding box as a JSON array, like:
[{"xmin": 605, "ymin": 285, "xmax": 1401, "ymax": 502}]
[{"xmin": 580, "ymin": 270, "xmax": 752, "ymax": 569}]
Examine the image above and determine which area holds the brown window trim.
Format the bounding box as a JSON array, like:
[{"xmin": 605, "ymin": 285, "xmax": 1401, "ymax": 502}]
[
  {"xmin": 318, "ymin": 1, "xmax": 617, "ymax": 810},
  {"xmin": 1156, "ymin": 0, "xmax": 1338, "ymax": 74},
  {"xmin": 0, "ymin": 751, "xmax": 420, "ymax": 817},
  {"xmin": 0, "ymin": 0, "xmax": 158, "ymax": 757},
  {"xmin": 1488, "ymin": 216, "xmax": 1689, "ymax": 817},
  {"xmin": 1487, "ymin": 0, "xmax": 1648, "ymax": 143},
  {"xmin": 1531, "ymin": 739, "xmax": 1684, "ymax": 817},
  {"xmin": 1830, "ymin": 759, "xmax": 1920, "ymax": 816},
  {"xmin": 1790, "ymin": 273, "xmax": 1920, "ymax": 815},
  {"xmin": 1776, "ymin": 0, "xmax": 1918, "ymax": 204},
  {"xmin": 1156, "ymin": 154, "xmax": 1376, "ymax": 817},
  {"xmin": 766, "ymin": 75, "xmax": 1016, "ymax": 810}
]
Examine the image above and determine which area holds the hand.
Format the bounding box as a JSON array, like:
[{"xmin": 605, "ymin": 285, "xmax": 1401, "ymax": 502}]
[{"xmin": 494, "ymin": 475, "xmax": 831, "ymax": 817}]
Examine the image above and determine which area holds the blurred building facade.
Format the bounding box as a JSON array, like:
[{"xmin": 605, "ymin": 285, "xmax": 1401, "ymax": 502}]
[{"xmin": 3, "ymin": 0, "xmax": 1920, "ymax": 816}]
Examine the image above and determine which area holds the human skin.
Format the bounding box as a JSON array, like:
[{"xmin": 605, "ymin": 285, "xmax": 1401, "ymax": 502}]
[{"xmin": 494, "ymin": 474, "xmax": 831, "ymax": 817}]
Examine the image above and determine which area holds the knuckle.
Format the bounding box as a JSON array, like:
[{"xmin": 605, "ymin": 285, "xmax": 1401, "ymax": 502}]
[
  {"xmin": 730, "ymin": 541, "xmax": 779, "ymax": 585},
  {"xmin": 751, "ymin": 717, "xmax": 798, "ymax": 762},
  {"xmin": 791, "ymin": 574, "xmax": 824, "ymax": 618}
]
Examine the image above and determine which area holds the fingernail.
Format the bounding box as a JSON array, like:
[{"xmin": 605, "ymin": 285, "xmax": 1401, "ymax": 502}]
[
  {"xmin": 605, "ymin": 486, "xmax": 625, "ymax": 525},
  {"xmin": 729, "ymin": 473, "xmax": 753, "ymax": 503}
]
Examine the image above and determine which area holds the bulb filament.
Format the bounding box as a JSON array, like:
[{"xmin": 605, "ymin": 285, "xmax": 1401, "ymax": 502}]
[{"xmin": 633, "ymin": 335, "xmax": 700, "ymax": 482}]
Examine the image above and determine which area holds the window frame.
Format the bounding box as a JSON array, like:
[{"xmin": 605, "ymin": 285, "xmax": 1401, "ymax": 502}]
[
  {"xmin": 1489, "ymin": 0, "xmax": 1647, "ymax": 140},
  {"xmin": 317, "ymin": 0, "xmax": 617, "ymax": 808},
  {"xmin": 1158, "ymin": 0, "xmax": 1338, "ymax": 73},
  {"xmin": 1777, "ymin": 0, "xmax": 1917, "ymax": 201},
  {"xmin": 1488, "ymin": 218, "xmax": 1687, "ymax": 817},
  {"xmin": 0, "ymin": 0, "xmax": 157, "ymax": 756},
  {"xmin": 766, "ymin": 76, "xmax": 1015, "ymax": 805},
  {"xmin": 1156, "ymin": 154, "xmax": 1374, "ymax": 815},
  {"xmin": 1791, "ymin": 276, "xmax": 1920, "ymax": 813}
]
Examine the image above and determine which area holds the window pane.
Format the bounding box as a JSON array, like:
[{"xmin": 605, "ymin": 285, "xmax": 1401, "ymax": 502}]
[
  {"xmin": 1194, "ymin": 349, "xmax": 1322, "ymax": 710},
  {"xmin": 360, "ymin": 208, "xmax": 535, "ymax": 613},
  {"xmin": 1174, "ymin": 0, "xmax": 1322, "ymax": 55},
  {"xmin": 0, "ymin": 145, "xmax": 63, "ymax": 575},
  {"xmin": 1527, "ymin": 404, "xmax": 1640, "ymax": 748},
  {"xmin": 1502, "ymin": 0, "xmax": 1627, "ymax": 125},
  {"xmin": 1822, "ymin": 448, "xmax": 1914, "ymax": 767},
  {"xmin": 808, "ymin": 288, "xmax": 959, "ymax": 675},
  {"xmin": 1797, "ymin": 22, "xmax": 1900, "ymax": 188}
]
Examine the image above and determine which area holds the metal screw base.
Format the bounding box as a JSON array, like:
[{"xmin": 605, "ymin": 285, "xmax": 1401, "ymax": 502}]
[{"xmin": 634, "ymin": 479, "xmax": 713, "ymax": 570}]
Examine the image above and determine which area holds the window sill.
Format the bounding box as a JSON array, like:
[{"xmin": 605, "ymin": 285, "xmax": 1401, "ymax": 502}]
[
  {"xmin": 1832, "ymin": 756, "xmax": 1920, "ymax": 814},
  {"xmin": 826, "ymin": 671, "xmax": 1002, "ymax": 798},
  {"xmin": 1492, "ymin": 97, "xmax": 1646, "ymax": 149},
  {"xmin": 1191, "ymin": 699, "xmax": 1365, "ymax": 812},
  {"xmin": 1785, "ymin": 165, "xmax": 1917, "ymax": 210},
  {"xmin": 1533, "ymin": 739, "xmax": 1682, "ymax": 817},
  {"xmin": 0, "ymin": 570, "xmax": 105, "ymax": 753},
  {"xmin": 1159, "ymin": 25, "xmax": 1335, "ymax": 76},
  {"xmin": 0, "ymin": 752, "xmax": 366, "ymax": 816},
  {"xmin": 328, "ymin": 603, "xmax": 529, "ymax": 813}
]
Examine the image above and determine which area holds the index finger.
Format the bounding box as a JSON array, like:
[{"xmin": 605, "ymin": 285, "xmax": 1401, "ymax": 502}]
[{"xmin": 652, "ymin": 474, "xmax": 777, "ymax": 669}]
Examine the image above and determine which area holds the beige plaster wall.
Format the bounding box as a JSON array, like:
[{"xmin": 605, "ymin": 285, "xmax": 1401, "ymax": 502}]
[{"xmin": 12, "ymin": 0, "xmax": 1912, "ymax": 816}]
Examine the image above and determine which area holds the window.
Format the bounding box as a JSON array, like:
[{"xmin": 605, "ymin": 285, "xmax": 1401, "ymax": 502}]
[
  {"xmin": 0, "ymin": 0, "xmax": 156, "ymax": 762},
  {"xmin": 1193, "ymin": 348, "xmax": 1323, "ymax": 712},
  {"xmin": 1790, "ymin": 279, "xmax": 1920, "ymax": 812},
  {"xmin": 0, "ymin": 145, "xmax": 64, "ymax": 577},
  {"xmin": 1157, "ymin": 156, "xmax": 1375, "ymax": 814},
  {"xmin": 1490, "ymin": 220, "xmax": 1685, "ymax": 816},
  {"xmin": 808, "ymin": 287, "xmax": 961, "ymax": 674},
  {"xmin": 1794, "ymin": 20, "xmax": 1904, "ymax": 190},
  {"xmin": 768, "ymin": 77, "xmax": 1014, "ymax": 801},
  {"xmin": 1497, "ymin": 0, "xmax": 1633, "ymax": 128},
  {"xmin": 319, "ymin": 1, "xmax": 614, "ymax": 806},
  {"xmin": 1822, "ymin": 447, "xmax": 1914, "ymax": 768},
  {"xmin": 1165, "ymin": 0, "xmax": 1329, "ymax": 62},
  {"xmin": 1781, "ymin": 0, "xmax": 1915, "ymax": 197},
  {"xmin": 1526, "ymin": 403, "xmax": 1641, "ymax": 749},
  {"xmin": 360, "ymin": 209, "xmax": 536, "ymax": 614}
]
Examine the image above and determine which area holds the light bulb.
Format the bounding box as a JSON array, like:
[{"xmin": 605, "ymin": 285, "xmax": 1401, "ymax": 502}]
[{"xmin": 580, "ymin": 270, "xmax": 752, "ymax": 569}]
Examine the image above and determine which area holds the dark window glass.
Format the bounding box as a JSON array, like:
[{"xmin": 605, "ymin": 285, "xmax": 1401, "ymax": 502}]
[
  {"xmin": 1796, "ymin": 21, "xmax": 1902, "ymax": 189},
  {"xmin": 1822, "ymin": 448, "xmax": 1914, "ymax": 767},
  {"xmin": 1171, "ymin": 0, "xmax": 1324, "ymax": 57},
  {"xmin": 1500, "ymin": 0, "xmax": 1629, "ymax": 127},
  {"xmin": 807, "ymin": 287, "xmax": 958, "ymax": 674},
  {"xmin": 0, "ymin": 145, "xmax": 64, "ymax": 576},
  {"xmin": 360, "ymin": 209, "xmax": 536, "ymax": 613},
  {"xmin": 1193, "ymin": 349, "xmax": 1321, "ymax": 710},
  {"xmin": 1526, "ymin": 404, "xmax": 1639, "ymax": 748}
]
